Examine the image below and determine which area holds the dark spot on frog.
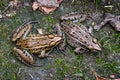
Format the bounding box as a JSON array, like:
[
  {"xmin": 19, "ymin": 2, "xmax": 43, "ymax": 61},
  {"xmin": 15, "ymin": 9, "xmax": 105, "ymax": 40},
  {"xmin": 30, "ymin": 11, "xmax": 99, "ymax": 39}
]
[
  {"xmin": 80, "ymin": 15, "xmax": 83, "ymax": 18},
  {"xmin": 73, "ymin": 25, "xmax": 76, "ymax": 27},
  {"xmin": 85, "ymin": 35, "xmax": 88, "ymax": 38},
  {"xmin": 78, "ymin": 31, "xmax": 81, "ymax": 33},
  {"xmin": 23, "ymin": 51, "xmax": 29, "ymax": 56},
  {"xmin": 66, "ymin": 30, "xmax": 69, "ymax": 33},
  {"xmin": 72, "ymin": 32, "xmax": 75, "ymax": 34},
  {"xmin": 74, "ymin": 41, "xmax": 78, "ymax": 45},
  {"xmin": 23, "ymin": 50, "xmax": 26, "ymax": 54},
  {"xmin": 31, "ymin": 38, "xmax": 34, "ymax": 40},
  {"xmin": 23, "ymin": 43, "xmax": 27, "ymax": 46},
  {"xmin": 118, "ymin": 17, "xmax": 120, "ymax": 21},
  {"xmin": 37, "ymin": 42, "xmax": 40, "ymax": 44},
  {"xmin": 83, "ymin": 41, "xmax": 87, "ymax": 44}
]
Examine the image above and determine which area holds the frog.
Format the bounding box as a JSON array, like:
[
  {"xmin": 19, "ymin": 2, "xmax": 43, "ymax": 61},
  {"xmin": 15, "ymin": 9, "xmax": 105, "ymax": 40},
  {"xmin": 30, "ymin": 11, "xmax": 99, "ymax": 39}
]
[
  {"xmin": 32, "ymin": 0, "xmax": 63, "ymax": 14},
  {"xmin": 53, "ymin": 12, "xmax": 101, "ymax": 54},
  {"xmin": 11, "ymin": 21, "xmax": 62, "ymax": 66},
  {"xmin": 94, "ymin": 13, "xmax": 120, "ymax": 31}
]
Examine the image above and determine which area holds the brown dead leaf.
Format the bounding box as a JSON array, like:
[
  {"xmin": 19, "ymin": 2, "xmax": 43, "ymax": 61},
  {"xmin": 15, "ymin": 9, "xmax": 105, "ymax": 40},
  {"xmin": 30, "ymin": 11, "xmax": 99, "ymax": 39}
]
[
  {"xmin": 32, "ymin": 0, "xmax": 63, "ymax": 14},
  {"xmin": 91, "ymin": 68, "xmax": 109, "ymax": 80}
]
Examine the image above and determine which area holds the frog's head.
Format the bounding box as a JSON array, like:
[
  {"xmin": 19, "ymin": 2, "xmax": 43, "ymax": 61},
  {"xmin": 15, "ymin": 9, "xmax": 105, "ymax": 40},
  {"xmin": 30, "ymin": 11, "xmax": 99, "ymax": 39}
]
[
  {"xmin": 87, "ymin": 38, "xmax": 101, "ymax": 52},
  {"xmin": 48, "ymin": 34, "xmax": 62, "ymax": 46}
]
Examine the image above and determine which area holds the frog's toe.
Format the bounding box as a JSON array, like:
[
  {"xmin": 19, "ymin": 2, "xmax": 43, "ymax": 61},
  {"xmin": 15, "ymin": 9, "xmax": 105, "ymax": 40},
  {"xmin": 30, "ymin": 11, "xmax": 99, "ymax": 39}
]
[{"xmin": 94, "ymin": 25, "xmax": 101, "ymax": 31}]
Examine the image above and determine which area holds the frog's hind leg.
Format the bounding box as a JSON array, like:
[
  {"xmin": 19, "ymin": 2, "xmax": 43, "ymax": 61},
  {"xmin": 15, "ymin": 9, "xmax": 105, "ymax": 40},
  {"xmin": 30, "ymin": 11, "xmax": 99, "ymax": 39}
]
[
  {"xmin": 13, "ymin": 47, "xmax": 43, "ymax": 67},
  {"xmin": 11, "ymin": 23, "xmax": 32, "ymax": 42},
  {"xmin": 11, "ymin": 21, "xmax": 38, "ymax": 42},
  {"xmin": 38, "ymin": 50, "xmax": 53, "ymax": 58},
  {"xmin": 13, "ymin": 47, "xmax": 34, "ymax": 64}
]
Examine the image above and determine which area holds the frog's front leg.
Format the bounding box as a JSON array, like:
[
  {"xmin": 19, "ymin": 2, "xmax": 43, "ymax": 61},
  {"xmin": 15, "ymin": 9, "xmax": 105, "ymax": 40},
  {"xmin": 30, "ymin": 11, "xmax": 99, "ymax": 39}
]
[
  {"xmin": 53, "ymin": 23, "xmax": 66, "ymax": 50},
  {"xmin": 74, "ymin": 47, "xmax": 88, "ymax": 54},
  {"xmin": 38, "ymin": 50, "xmax": 53, "ymax": 58}
]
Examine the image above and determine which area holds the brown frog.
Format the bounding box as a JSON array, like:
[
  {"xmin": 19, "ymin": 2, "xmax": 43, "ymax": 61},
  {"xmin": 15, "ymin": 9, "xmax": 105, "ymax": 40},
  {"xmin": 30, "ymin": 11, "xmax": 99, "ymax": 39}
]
[
  {"xmin": 94, "ymin": 13, "xmax": 120, "ymax": 31},
  {"xmin": 11, "ymin": 21, "xmax": 62, "ymax": 66},
  {"xmin": 54, "ymin": 12, "xmax": 101, "ymax": 53}
]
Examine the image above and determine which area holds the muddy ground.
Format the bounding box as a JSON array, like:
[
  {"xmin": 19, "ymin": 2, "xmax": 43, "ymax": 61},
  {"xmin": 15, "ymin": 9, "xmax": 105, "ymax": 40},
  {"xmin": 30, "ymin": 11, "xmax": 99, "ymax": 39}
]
[{"xmin": 0, "ymin": 0, "xmax": 120, "ymax": 80}]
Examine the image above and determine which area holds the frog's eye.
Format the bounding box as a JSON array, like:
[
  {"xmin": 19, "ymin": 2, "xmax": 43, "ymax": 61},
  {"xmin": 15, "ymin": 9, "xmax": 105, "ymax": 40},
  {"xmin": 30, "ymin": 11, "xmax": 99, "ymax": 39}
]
[
  {"xmin": 50, "ymin": 41, "xmax": 56, "ymax": 46},
  {"xmin": 48, "ymin": 35, "xmax": 55, "ymax": 39}
]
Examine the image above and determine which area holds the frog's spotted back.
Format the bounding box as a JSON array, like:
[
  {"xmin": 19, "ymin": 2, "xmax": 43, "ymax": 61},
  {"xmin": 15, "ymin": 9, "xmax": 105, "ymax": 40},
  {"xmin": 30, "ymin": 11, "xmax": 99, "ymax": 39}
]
[{"xmin": 60, "ymin": 12, "xmax": 87, "ymax": 22}]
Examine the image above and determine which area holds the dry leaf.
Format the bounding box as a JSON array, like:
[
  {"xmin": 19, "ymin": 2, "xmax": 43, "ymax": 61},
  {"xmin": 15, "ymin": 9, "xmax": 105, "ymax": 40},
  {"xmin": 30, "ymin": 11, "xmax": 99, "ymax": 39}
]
[
  {"xmin": 32, "ymin": 0, "xmax": 63, "ymax": 14},
  {"xmin": 91, "ymin": 68, "xmax": 109, "ymax": 80}
]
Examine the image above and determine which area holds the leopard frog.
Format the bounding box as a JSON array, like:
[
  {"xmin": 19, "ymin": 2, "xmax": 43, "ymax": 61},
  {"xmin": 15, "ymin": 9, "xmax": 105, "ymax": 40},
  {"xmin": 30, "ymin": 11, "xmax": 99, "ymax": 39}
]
[
  {"xmin": 54, "ymin": 12, "xmax": 101, "ymax": 53},
  {"xmin": 11, "ymin": 21, "xmax": 62, "ymax": 65}
]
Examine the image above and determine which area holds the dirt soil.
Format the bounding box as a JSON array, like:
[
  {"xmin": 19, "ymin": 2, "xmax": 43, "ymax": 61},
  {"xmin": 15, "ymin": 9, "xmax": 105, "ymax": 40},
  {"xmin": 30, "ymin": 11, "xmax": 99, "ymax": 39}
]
[{"xmin": 0, "ymin": 0, "xmax": 120, "ymax": 80}]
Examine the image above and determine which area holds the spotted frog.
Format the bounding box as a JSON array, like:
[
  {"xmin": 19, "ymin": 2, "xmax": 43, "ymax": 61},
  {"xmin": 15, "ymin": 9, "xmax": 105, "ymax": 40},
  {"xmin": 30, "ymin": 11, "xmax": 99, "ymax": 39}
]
[
  {"xmin": 54, "ymin": 12, "xmax": 101, "ymax": 53},
  {"xmin": 11, "ymin": 21, "xmax": 62, "ymax": 65}
]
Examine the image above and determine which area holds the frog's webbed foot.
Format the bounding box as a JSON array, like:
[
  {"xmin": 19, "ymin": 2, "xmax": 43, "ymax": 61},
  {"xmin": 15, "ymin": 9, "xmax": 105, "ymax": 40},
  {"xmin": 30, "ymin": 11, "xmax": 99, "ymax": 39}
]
[{"xmin": 38, "ymin": 50, "xmax": 53, "ymax": 58}]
